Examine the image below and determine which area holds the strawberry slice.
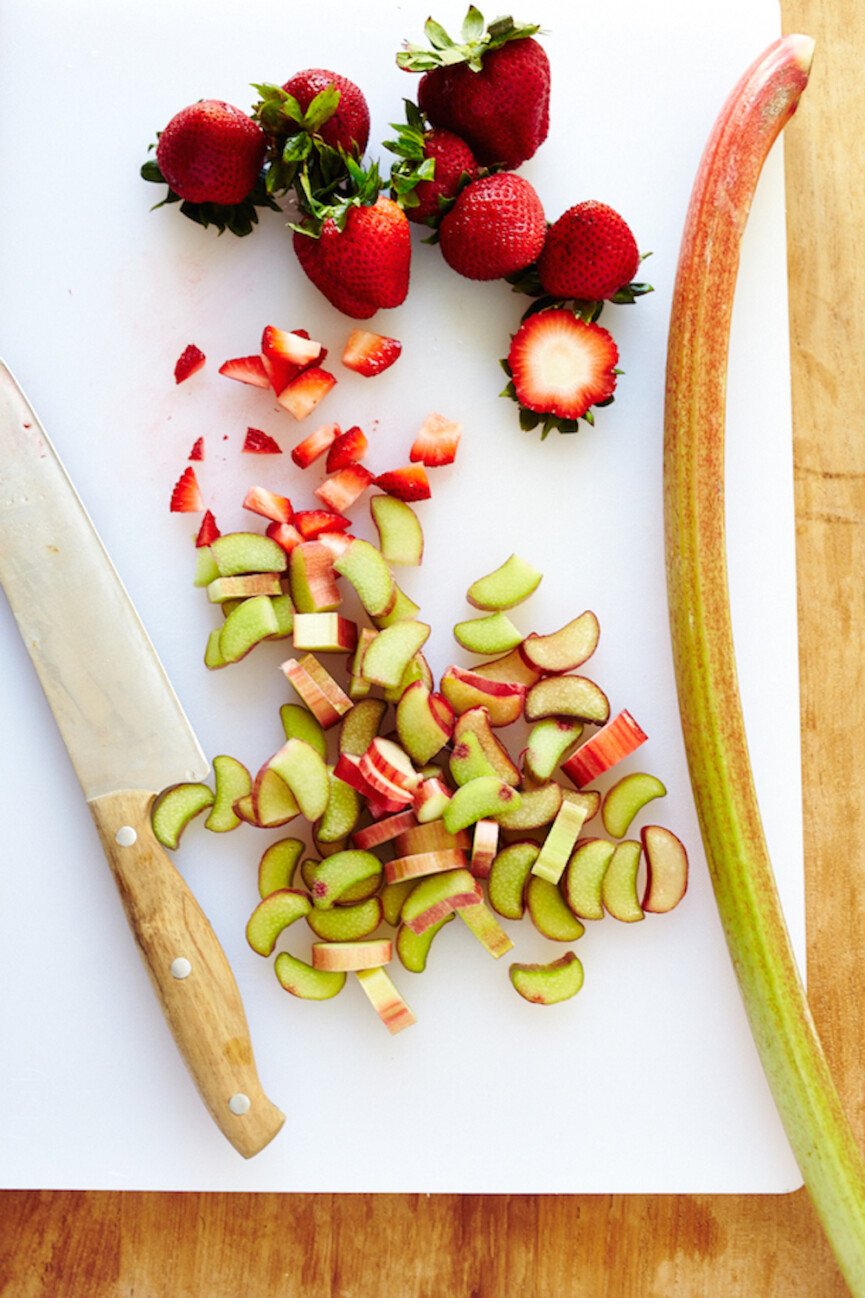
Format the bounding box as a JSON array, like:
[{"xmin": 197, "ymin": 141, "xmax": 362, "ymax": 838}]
[
  {"xmin": 507, "ymin": 310, "xmax": 619, "ymax": 421},
  {"xmin": 409, "ymin": 413, "xmax": 461, "ymax": 467},
  {"xmin": 243, "ymin": 427, "xmax": 281, "ymax": 454},
  {"xmin": 266, "ymin": 521, "xmax": 303, "ymax": 554},
  {"xmin": 188, "ymin": 436, "xmax": 205, "ymax": 462},
  {"xmin": 174, "ymin": 344, "xmax": 206, "ymax": 384},
  {"xmin": 261, "ymin": 352, "xmax": 298, "ymax": 395},
  {"xmin": 261, "ymin": 325, "xmax": 323, "ymax": 368},
  {"xmin": 277, "ymin": 368, "xmax": 337, "ymax": 420},
  {"xmin": 170, "ymin": 466, "xmax": 204, "ymax": 512},
  {"xmin": 218, "ymin": 355, "xmax": 270, "ymax": 388},
  {"xmin": 195, "ymin": 510, "xmax": 221, "ymax": 546},
  {"xmin": 243, "ymin": 486, "xmax": 293, "ymax": 524},
  {"xmin": 294, "ymin": 509, "xmax": 352, "ymax": 539},
  {"xmin": 291, "ymin": 422, "xmax": 340, "ymax": 469},
  {"xmin": 326, "ymin": 425, "xmax": 368, "ymax": 473},
  {"xmin": 374, "ymin": 465, "xmax": 431, "ymax": 503},
  {"xmin": 315, "ymin": 464, "xmax": 373, "ymax": 514},
  {"xmin": 341, "ymin": 329, "xmax": 402, "ymax": 377}
]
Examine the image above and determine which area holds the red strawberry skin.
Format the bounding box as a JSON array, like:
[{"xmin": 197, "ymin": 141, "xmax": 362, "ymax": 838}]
[
  {"xmin": 174, "ymin": 343, "xmax": 206, "ymax": 383},
  {"xmin": 538, "ymin": 201, "xmax": 641, "ymax": 302},
  {"xmin": 374, "ymin": 466, "xmax": 431, "ymax": 502},
  {"xmin": 293, "ymin": 198, "xmax": 411, "ymax": 319},
  {"xmin": 156, "ymin": 101, "xmax": 266, "ymax": 205},
  {"xmin": 282, "ymin": 68, "xmax": 370, "ymax": 154},
  {"xmin": 439, "ymin": 174, "xmax": 545, "ymax": 281},
  {"xmin": 409, "ymin": 129, "xmax": 479, "ymax": 224},
  {"xmin": 418, "ymin": 39, "xmax": 549, "ymax": 169}
]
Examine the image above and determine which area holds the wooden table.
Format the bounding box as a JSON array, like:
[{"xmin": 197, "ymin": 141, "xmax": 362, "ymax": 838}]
[{"xmin": 2, "ymin": 0, "xmax": 863, "ymax": 1292}]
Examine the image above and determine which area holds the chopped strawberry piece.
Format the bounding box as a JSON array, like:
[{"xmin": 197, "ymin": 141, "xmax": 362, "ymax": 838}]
[
  {"xmin": 342, "ymin": 329, "xmax": 402, "ymax": 377},
  {"xmin": 266, "ymin": 521, "xmax": 303, "ymax": 554},
  {"xmin": 315, "ymin": 464, "xmax": 373, "ymax": 514},
  {"xmin": 195, "ymin": 510, "xmax": 221, "ymax": 546},
  {"xmin": 261, "ymin": 352, "xmax": 298, "ymax": 395},
  {"xmin": 294, "ymin": 508, "xmax": 352, "ymax": 539},
  {"xmin": 291, "ymin": 422, "xmax": 340, "ymax": 469},
  {"xmin": 277, "ymin": 368, "xmax": 337, "ymax": 420},
  {"xmin": 508, "ymin": 311, "xmax": 619, "ymax": 421},
  {"xmin": 188, "ymin": 436, "xmax": 205, "ymax": 462},
  {"xmin": 243, "ymin": 427, "xmax": 281, "ymax": 454},
  {"xmin": 174, "ymin": 344, "xmax": 205, "ymax": 384},
  {"xmin": 243, "ymin": 485, "xmax": 293, "ymax": 524},
  {"xmin": 326, "ymin": 424, "xmax": 368, "ymax": 473},
  {"xmin": 170, "ymin": 466, "xmax": 204, "ymax": 512},
  {"xmin": 409, "ymin": 412, "xmax": 461, "ymax": 467},
  {"xmin": 218, "ymin": 355, "xmax": 269, "ymax": 388},
  {"xmin": 261, "ymin": 325, "xmax": 323, "ymax": 368},
  {"xmin": 374, "ymin": 465, "xmax": 431, "ymax": 502},
  {"xmin": 316, "ymin": 530, "xmax": 355, "ymax": 559}
]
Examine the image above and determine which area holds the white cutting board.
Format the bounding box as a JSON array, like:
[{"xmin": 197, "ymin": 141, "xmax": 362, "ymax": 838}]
[{"xmin": 0, "ymin": 0, "xmax": 805, "ymax": 1192}]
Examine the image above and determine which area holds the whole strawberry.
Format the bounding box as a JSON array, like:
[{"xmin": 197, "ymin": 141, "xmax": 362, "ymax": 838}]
[
  {"xmin": 439, "ymin": 173, "xmax": 545, "ymax": 281},
  {"xmin": 155, "ymin": 100, "xmax": 266, "ymax": 205},
  {"xmin": 538, "ymin": 201, "xmax": 641, "ymax": 302},
  {"xmin": 282, "ymin": 68, "xmax": 370, "ymax": 155},
  {"xmin": 386, "ymin": 102, "xmax": 479, "ymax": 224},
  {"xmin": 398, "ymin": 9, "xmax": 549, "ymax": 169}
]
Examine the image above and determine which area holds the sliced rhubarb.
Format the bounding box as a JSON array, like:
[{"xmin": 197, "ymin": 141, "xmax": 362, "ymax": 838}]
[
  {"xmin": 385, "ymin": 848, "xmax": 467, "ymax": 885},
  {"xmin": 251, "ymin": 766, "xmax": 301, "ymax": 827},
  {"xmin": 530, "ymin": 798, "xmax": 590, "ymax": 885},
  {"xmin": 370, "ymin": 495, "xmax": 424, "ymax": 566},
  {"xmin": 307, "ymin": 897, "xmax": 382, "ymax": 943},
  {"xmin": 339, "ymin": 697, "xmax": 387, "ymax": 757},
  {"xmin": 352, "ymin": 809, "xmax": 418, "ymax": 851},
  {"xmin": 396, "ymin": 681, "xmax": 453, "ymax": 764},
  {"xmin": 640, "ymin": 825, "xmax": 688, "ymax": 913},
  {"xmin": 521, "ymin": 611, "xmax": 600, "ymax": 673},
  {"xmin": 307, "ymin": 849, "xmax": 383, "ymax": 910},
  {"xmin": 523, "ymin": 718, "xmax": 584, "ymax": 782},
  {"xmin": 289, "ymin": 541, "xmax": 341, "ymax": 613},
  {"xmin": 401, "ymin": 868, "xmax": 482, "ymax": 934},
  {"xmin": 442, "ymin": 776, "xmax": 520, "ymax": 833},
  {"xmin": 333, "ymin": 539, "xmax": 396, "ymax": 618},
  {"xmin": 524, "ymin": 674, "xmax": 610, "ymax": 725},
  {"xmin": 602, "ymin": 840, "xmax": 644, "ymax": 923},
  {"xmin": 151, "ymin": 782, "xmax": 214, "ymax": 849},
  {"xmin": 207, "ymin": 573, "xmax": 282, "ymax": 603},
  {"xmin": 317, "ymin": 768, "xmax": 362, "ymax": 844},
  {"xmin": 258, "ymin": 837, "xmax": 305, "ymax": 899},
  {"xmin": 245, "ymin": 889, "xmax": 311, "ymax": 956},
  {"xmin": 396, "ymin": 914, "xmax": 454, "ymax": 973},
  {"xmin": 267, "ymin": 737, "xmax": 330, "ymax": 821},
  {"xmin": 466, "ymin": 554, "xmax": 541, "ymax": 611},
  {"xmin": 413, "ymin": 777, "xmax": 452, "ymax": 824},
  {"xmin": 362, "ymin": 621, "xmax": 431, "ymax": 689},
  {"xmin": 312, "ymin": 939, "xmax": 391, "ymax": 972},
  {"xmin": 564, "ymin": 838, "xmax": 615, "ymax": 920},
  {"xmin": 281, "ymin": 655, "xmax": 353, "ymax": 728},
  {"xmin": 292, "ymin": 612, "xmax": 358, "ymax": 654},
  {"xmin": 602, "ymin": 772, "xmax": 667, "ymax": 838},
  {"xmin": 219, "ymin": 595, "xmax": 280, "ymax": 663},
  {"xmin": 469, "ymin": 819, "xmax": 499, "ymax": 879},
  {"xmin": 204, "ymin": 755, "xmax": 251, "ymax": 833},
  {"xmin": 453, "ymin": 612, "xmax": 522, "ymax": 656},
  {"xmin": 210, "ymin": 531, "xmax": 287, "ymax": 576},
  {"xmin": 509, "ymin": 952, "xmax": 584, "ymax": 1005},
  {"xmin": 487, "ymin": 841, "xmax": 538, "ymax": 920},
  {"xmin": 452, "ymin": 709, "xmax": 520, "ymax": 785},
  {"xmin": 440, "ymin": 666, "xmax": 525, "ymax": 727},
  {"xmin": 561, "ymin": 710, "xmax": 648, "ymax": 787},
  {"xmin": 458, "ymin": 902, "xmax": 513, "ymax": 959},
  {"xmin": 496, "ymin": 781, "xmax": 562, "ymax": 831},
  {"xmin": 526, "ymin": 875, "xmax": 585, "ymax": 942},
  {"xmin": 274, "ymin": 951, "xmax": 346, "ymax": 999},
  {"xmin": 355, "ymin": 966, "xmax": 417, "ymax": 1034}
]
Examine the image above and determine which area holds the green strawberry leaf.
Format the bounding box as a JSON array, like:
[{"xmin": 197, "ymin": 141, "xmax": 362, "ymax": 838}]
[
  {"xmin": 303, "ymin": 84, "xmax": 341, "ymax": 132},
  {"xmin": 461, "ymin": 5, "xmax": 486, "ymax": 43},
  {"xmin": 425, "ymin": 16, "xmax": 456, "ymax": 49}
]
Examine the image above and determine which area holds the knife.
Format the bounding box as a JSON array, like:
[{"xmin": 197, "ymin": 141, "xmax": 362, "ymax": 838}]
[{"xmin": 0, "ymin": 361, "xmax": 284, "ymax": 1158}]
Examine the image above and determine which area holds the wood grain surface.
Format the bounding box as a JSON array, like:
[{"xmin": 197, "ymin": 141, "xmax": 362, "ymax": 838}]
[{"xmin": 1, "ymin": 0, "xmax": 863, "ymax": 1292}]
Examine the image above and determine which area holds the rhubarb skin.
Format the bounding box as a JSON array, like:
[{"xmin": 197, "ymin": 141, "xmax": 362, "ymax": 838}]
[{"xmin": 665, "ymin": 33, "xmax": 865, "ymax": 1287}]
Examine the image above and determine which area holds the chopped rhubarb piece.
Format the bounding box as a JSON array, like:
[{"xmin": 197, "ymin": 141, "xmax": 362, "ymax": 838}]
[
  {"xmin": 170, "ymin": 466, "xmax": 204, "ymax": 513},
  {"xmin": 243, "ymin": 427, "xmax": 282, "ymax": 454},
  {"xmin": 385, "ymin": 848, "xmax": 467, "ymax": 884},
  {"xmin": 341, "ymin": 329, "xmax": 402, "ymax": 377},
  {"xmin": 188, "ymin": 436, "xmax": 204, "ymax": 462},
  {"xmin": 195, "ymin": 510, "xmax": 220, "ymax": 547},
  {"xmin": 291, "ymin": 423, "xmax": 339, "ymax": 469},
  {"xmin": 261, "ymin": 325, "xmax": 323, "ymax": 368},
  {"xmin": 243, "ymin": 485, "xmax": 293, "ymax": 524},
  {"xmin": 355, "ymin": 967, "xmax": 416, "ymax": 1035},
  {"xmin": 326, "ymin": 425, "xmax": 368, "ymax": 473},
  {"xmin": 360, "ymin": 737, "xmax": 420, "ymax": 800},
  {"xmin": 278, "ymin": 368, "xmax": 337, "ymax": 420},
  {"xmin": 280, "ymin": 654, "xmax": 353, "ymax": 728},
  {"xmin": 374, "ymin": 465, "xmax": 431, "ymax": 502},
  {"xmin": 562, "ymin": 710, "xmax": 648, "ymax": 788},
  {"xmin": 218, "ymin": 354, "xmax": 270, "ymax": 388},
  {"xmin": 334, "ymin": 753, "xmax": 378, "ymax": 798},
  {"xmin": 352, "ymin": 809, "xmax": 418, "ymax": 851},
  {"xmin": 312, "ymin": 939, "xmax": 392, "ymax": 973},
  {"xmin": 409, "ymin": 412, "xmax": 461, "ymax": 467},
  {"xmin": 315, "ymin": 464, "xmax": 374, "ymax": 514},
  {"xmin": 289, "ymin": 541, "xmax": 341, "ymax": 613},
  {"xmin": 266, "ymin": 521, "xmax": 303, "ymax": 554},
  {"xmin": 367, "ymin": 791, "xmax": 410, "ymax": 819},
  {"xmin": 174, "ymin": 343, "xmax": 205, "ymax": 384},
  {"xmin": 470, "ymin": 819, "xmax": 499, "ymax": 879},
  {"xmin": 295, "ymin": 508, "xmax": 352, "ymax": 539},
  {"xmin": 292, "ymin": 612, "xmax": 358, "ymax": 653}
]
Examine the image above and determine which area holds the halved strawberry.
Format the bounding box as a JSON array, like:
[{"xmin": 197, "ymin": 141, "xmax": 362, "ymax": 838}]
[
  {"xmin": 277, "ymin": 368, "xmax": 337, "ymax": 420},
  {"xmin": 188, "ymin": 436, "xmax": 205, "ymax": 462},
  {"xmin": 409, "ymin": 413, "xmax": 461, "ymax": 467},
  {"xmin": 341, "ymin": 329, "xmax": 402, "ymax": 377},
  {"xmin": 506, "ymin": 310, "xmax": 619, "ymax": 425},
  {"xmin": 195, "ymin": 510, "xmax": 221, "ymax": 546},
  {"xmin": 170, "ymin": 466, "xmax": 204, "ymax": 512},
  {"xmin": 294, "ymin": 509, "xmax": 352, "ymax": 539},
  {"xmin": 291, "ymin": 422, "xmax": 340, "ymax": 469},
  {"xmin": 243, "ymin": 427, "xmax": 281, "ymax": 454},
  {"xmin": 266, "ymin": 521, "xmax": 303, "ymax": 553},
  {"xmin": 261, "ymin": 325, "xmax": 323, "ymax": 368},
  {"xmin": 218, "ymin": 354, "xmax": 270, "ymax": 388},
  {"xmin": 243, "ymin": 486, "xmax": 293, "ymax": 524},
  {"xmin": 326, "ymin": 425, "xmax": 368, "ymax": 473},
  {"xmin": 374, "ymin": 465, "xmax": 431, "ymax": 502},
  {"xmin": 174, "ymin": 344, "xmax": 205, "ymax": 384},
  {"xmin": 315, "ymin": 464, "xmax": 374, "ymax": 514}
]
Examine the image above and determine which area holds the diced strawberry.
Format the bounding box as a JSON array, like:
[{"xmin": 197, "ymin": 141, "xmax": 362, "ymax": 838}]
[
  {"xmin": 261, "ymin": 352, "xmax": 298, "ymax": 395},
  {"xmin": 195, "ymin": 510, "xmax": 221, "ymax": 546},
  {"xmin": 261, "ymin": 325, "xmax": 323, "ymax": 368},
  {"xmin": 374, "ymin": 465, "xmax": 431, "ymax": 502},
  {"xmin": 188, "ymin": 436, "xmax": 205, "ymax": 462},
  {"xmin": 174, "ymin": 344, "xmax": 205, "ymax": 384},
  {"xmin": 341, "ymin": 329, "xmax": 402, "ymax": 377},
  {"xmin": 315, "ymin": 464, "xmax": 373, "ymax": 514},
  {"xmin": 266, "ymin": 521, "xmax": 303, "ymax": 554},
  {"xmin": 294, "ymin": 508, "xmax": 352, "ymax": 539},
  {"xmin": 325, "ymin": 425, "xmax": 368, "ymax": 473},
  {"xmin": 507, "ymin": 310, "xmax": 619, "ymax": 421},
  {"xmin": 291, "ymin": 423, "xmax": 340, "ymax": 469},
  {"xmin": 218, "ymin": 354, "xmax": 269, "ymax": 388},
  {"xmin": 243, "ymin": 486, "xmax": 293, "ymax": 524},
  {"xmin": 277, "ymin": 368, "xmax": 337, "ymax": 420},
  {"xmin": 170, "ymin": 466, "xmax": 204, "ymax": 512},
  {"xmin": 409, "ymin": 412, "xmax": 461, "ymax": 467},
  {"xmin": 316, "ymin": 530, "xmax": 355, "ymax": 559},
  {"xmin": 243, "ymin": 427, "xmax": 281, "ymax": 454}
]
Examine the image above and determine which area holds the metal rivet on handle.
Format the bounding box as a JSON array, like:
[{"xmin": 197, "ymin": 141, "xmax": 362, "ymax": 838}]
[
  {"xmin": 170, "ymin": 957, "xmax": 192, "ymax": 980},
  {"xmin": 229, "ymin": 1093, "xmax": 251, "ymax": 1116},
  {"xmin": 115, "ymin": 825, "xmax": 137, "ymax": 847}
]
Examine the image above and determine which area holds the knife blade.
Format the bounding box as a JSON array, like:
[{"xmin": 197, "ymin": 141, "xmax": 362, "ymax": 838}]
[{"xmin": 0, "ymin": 361, "xmax": 284, "ymax": 1158}]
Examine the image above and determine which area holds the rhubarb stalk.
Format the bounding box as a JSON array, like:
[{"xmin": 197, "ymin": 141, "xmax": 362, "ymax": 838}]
[{"xmin": 665, "ymin": 35, "xmax": 865, "ymax": 1289}]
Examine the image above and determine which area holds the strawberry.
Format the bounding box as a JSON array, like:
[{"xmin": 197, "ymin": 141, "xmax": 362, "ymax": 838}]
[
  {"xmin": 261, "ymin": 325, "xmax": 323, "ymax": 368},
  {"xmin": 281, "ymin": 69, "xmax": 370, "ymax": 155},
  {"xmin": 218, "ymin": 355, "xmax": 270, "ymax": 388},
  {"xmin": 174, "ymin": 344, "xmax": 206, "ymax": 384},
  {"xmin": 504, "ymin": 310, "xmax": 619, "ymax": 433},
  {"xmin": 409, "ymin": 413, "xmax": 461, "ymax": 467},
  {"xmin": 386, "ymin": 102, "xmax": 479, "ymax": 224},
  {"xmin": 292, "ymin": 423, "xmax": 340, "ymax": 470},
  {"xmin": 154, "ymin": 101, "xmax": 266, "ymax": 205},
  {"xmin": 243, "ymin": 486, "xmax": 293, "ymax": 524},
  {"xmin": 170, "ymin": 466, "xmax": 204, "ymax": 513},
  {"xmin": 538, "ymin": 202, "xmax": 642, "ymax": 302},
  {"xmin": 195, "ymin": 510, "xmax": 221, "ymax": 547},
  {"xmin": 294, "ymin": 509, "xmax": 352, "ymax": 539},
  {"xmin": 326, "ymin": 425, "xmax": 368, "ymax": 472},
  {"xmin": 266, "ymin": 521, "xmax": 303, "ymax": 554},
  {"xmin": 277, "ymin": 368, "xmax": 337, "ymax": 420},
  {"xmin": 399, "ymin": 12, "xmax": 549, "ymax": 169},
  {"xmin": 243, "ymin": 427, "xmax": 282, "ymax": 454},
  {"xmin": 316, "ymin": 465, "xmax": 374, "ymax": 513},
  {"xmin": 374, "ymin": 466, "xmax": 431, "ymax": 502},
  {"xmin": 341, "ymin": 330, "xmax": 402, "ymax": 377},
  {"xmin": 188, "ymin": 436, "xmax": 205, "ymax": 462},
  {"xmin": 439, "ymin": 174, "xmax": 545, "ymax": 281}
]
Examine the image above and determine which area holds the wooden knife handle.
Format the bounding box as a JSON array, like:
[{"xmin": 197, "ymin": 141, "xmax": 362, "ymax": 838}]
[{"xmin": 89, "ymin": 788, "xmax": 285, "ymax": 1158}]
